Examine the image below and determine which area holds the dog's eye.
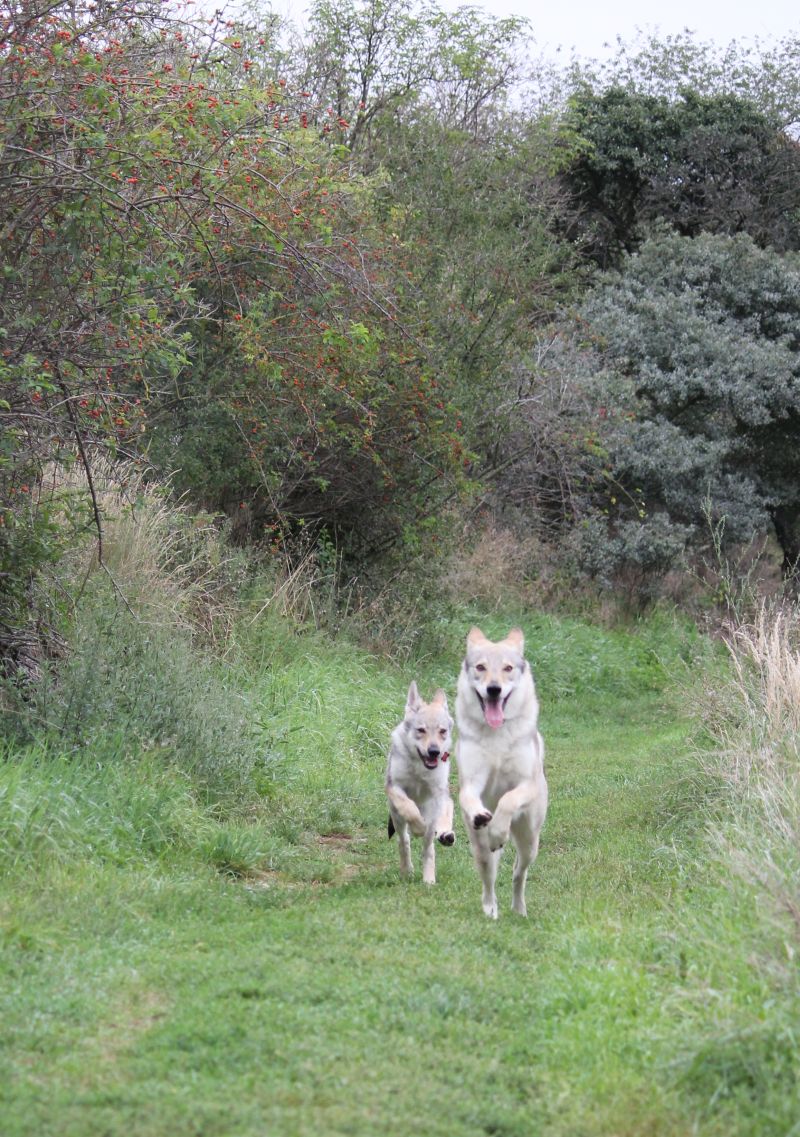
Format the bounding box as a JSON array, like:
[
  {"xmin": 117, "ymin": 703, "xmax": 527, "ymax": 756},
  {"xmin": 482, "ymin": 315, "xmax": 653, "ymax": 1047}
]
[
  {"xmin": 503, "ymin": 664, "xmax": 514, "ymax": 673},
  {"xmin": 416, "ymin": 727, "xmax": 426, "ymax": 736},
  {"xmin": 475, "ymin": 663, "xmax": 486, "ymax": 673},
  {"xmin": 439, "ymin": 728, "xmax": 447, "ymax": 737}
]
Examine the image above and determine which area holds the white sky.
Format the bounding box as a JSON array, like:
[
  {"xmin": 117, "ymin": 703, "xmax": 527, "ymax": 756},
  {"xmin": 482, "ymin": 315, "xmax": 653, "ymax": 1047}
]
[
  {"xmin": 459, "ymin": 0, "xmax": 800, "ymax": 59},
  {"xmin": 275, "ymin": 0, "xmax": 800, "ymax": 61}
]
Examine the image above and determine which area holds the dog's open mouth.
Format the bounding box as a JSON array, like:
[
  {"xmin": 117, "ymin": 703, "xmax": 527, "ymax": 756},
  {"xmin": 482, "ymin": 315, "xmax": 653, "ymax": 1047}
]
[
  {"xmin": 420, "ymin": 751, "xmax": 447, "ymax": 769},
  {"xmin": 477, "ymin": 692, "xmax": 509, "ymax": 729}
]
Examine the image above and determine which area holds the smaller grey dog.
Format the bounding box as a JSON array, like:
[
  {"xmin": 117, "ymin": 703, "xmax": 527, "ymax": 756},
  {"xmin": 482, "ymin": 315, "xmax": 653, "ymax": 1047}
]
[{"xmin": 385, "ymin": 682, "xmax": 456, "ymax": 884}]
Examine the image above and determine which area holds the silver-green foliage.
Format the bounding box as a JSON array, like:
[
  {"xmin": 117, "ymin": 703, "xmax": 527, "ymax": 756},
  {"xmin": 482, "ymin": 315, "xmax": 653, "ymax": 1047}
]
[{"xmin": 584, "ymin": 229, "xmax": 800, "ymax": 568}]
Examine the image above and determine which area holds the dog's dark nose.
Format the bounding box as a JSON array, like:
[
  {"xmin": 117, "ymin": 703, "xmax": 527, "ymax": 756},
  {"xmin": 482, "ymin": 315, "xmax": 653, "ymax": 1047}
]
[
  {"xmin": 427, "ymin": 746, "xmax": 440, "ymax": 758},
  {"xmin": 486, "ymin": 684, "xmax": 502, "ymax": 700}
]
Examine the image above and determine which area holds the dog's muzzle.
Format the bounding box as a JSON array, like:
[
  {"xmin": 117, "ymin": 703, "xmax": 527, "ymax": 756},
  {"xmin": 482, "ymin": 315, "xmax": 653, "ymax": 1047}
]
[
  {"xmin": 476, "ymin": 685, "xmax": 509, "ymax": 729},
  {"xmin": 420, "ymin": 748, "xmax": 449, "ymax": 769}
]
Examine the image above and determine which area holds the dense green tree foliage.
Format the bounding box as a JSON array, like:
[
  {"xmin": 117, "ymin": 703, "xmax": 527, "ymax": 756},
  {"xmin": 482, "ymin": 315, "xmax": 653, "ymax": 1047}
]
[
  {"xmin": 294, "ymin": 0, "xmax": 574, "ymax": 473},
  {"xmin": 560, "ymin": 87, "xmax": 800, "ymax": 266}
]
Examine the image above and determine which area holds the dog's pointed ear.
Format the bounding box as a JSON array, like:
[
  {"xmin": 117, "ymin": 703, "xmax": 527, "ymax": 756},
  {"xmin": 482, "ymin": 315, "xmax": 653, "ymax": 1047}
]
[
  {"xmin": 432, "ymin": 688, "xmax": 449, "ymax": 712},
  {"xmin": 506, "ymin": 627, "xmax": 525, "ymax": 652},
  {"xmin": 406, "ymin": 681, "xmax": 421, "ymax": 713},
  {"xmin": 467, "ymin": 626, "xmax": 488, "ymax": 649}
]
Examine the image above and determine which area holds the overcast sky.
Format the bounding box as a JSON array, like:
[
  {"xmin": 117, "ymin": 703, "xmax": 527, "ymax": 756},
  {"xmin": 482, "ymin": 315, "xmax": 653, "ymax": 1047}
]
[
  {"xmin": 275, "ymin": 0, "xmax": 800, "ymax": 61},
  {"xmin": 453, "ymin": 0, "xmax": 800, "ymax": 59}
]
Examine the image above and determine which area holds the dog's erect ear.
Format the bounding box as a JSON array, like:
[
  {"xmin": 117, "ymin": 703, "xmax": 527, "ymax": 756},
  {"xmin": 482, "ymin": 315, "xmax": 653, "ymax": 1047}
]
[
  {"xmin": 467, "ymin": 626, "xmax": 488, "ymax": 649},
  {"xmin": 406, "ymin": 681, "xmax": 422, "ymax": 713},
  {"xmin": 431, "ymin": 688, "xmax": 449, "ymax": 712},
  {"xmin": 505, "ymin": 627, "xmax": 525, "ymax": 653}
]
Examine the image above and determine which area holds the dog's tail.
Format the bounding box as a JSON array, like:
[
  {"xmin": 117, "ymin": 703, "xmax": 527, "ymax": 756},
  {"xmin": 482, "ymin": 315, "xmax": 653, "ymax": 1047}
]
[{"xmin": 387, "ymin": 814, "xmax": 395, "ymax": 839}]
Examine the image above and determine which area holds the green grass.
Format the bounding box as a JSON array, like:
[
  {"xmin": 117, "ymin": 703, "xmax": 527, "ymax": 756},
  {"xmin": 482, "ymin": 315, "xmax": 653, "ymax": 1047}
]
[{"xmin": 1, "ymin": 610, "xmax": 798, "ymax": 1136}]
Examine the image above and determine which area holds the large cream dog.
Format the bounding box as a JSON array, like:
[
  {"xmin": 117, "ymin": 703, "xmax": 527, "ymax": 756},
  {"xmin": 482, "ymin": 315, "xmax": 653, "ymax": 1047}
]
[
  {"xmin": 456, "ymin": 627, "xmax": 547, "ymax": 918},
  {"xmin": 385, "ymin": 682, "xmax": 455, "ymax": 885}
]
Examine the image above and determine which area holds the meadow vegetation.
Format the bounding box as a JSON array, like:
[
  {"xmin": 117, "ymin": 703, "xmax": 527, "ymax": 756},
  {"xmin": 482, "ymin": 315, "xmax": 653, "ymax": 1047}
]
[
  {"xmin": 2, "ymin": 1, "xmax": 800, "ymax": 1132},
  {"xmin": 2, "ymin": 478, "xmax": 800, "ymax": 1136}
]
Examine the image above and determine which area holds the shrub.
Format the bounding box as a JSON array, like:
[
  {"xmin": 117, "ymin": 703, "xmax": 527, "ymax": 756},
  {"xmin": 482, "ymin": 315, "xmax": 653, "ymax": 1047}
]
[{"xmin": 581, "ymin": 231, "xmax": 800, "ymax": 577}]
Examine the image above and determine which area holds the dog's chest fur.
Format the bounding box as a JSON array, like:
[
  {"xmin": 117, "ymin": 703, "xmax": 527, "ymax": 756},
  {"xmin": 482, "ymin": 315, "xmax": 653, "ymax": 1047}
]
[{"xmin": 455, "ymin": 670, "xmax": 542, "ymax": 795}]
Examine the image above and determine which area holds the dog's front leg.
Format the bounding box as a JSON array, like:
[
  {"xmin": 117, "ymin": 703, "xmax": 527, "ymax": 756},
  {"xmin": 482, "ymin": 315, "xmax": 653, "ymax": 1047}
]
[
  {"xmin": 465, "ymin": 827, "xmax": 500, "ymax": 918},
  {"xmin": 459, "ymin": 782, "xmax": 493, "ymax": 831},
  {"xmin": 487, "ymin": 779, "xmax": 539, "ymax": 852},
  {"xmin": 434, "ymin": 793, "xmax": 455, "ymax": 847},
  {"xmin": 509, "ymin": 813, "xmax": 542, "ymax": 917},
  {"xmin": 386, "ymin": 784, "xmax": 426, "ymax": 837}
]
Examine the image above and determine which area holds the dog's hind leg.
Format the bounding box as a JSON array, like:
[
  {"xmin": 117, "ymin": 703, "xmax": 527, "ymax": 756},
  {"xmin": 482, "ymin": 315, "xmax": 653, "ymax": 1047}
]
[
  {"xmin": 421, "ymin": 828, "xmax": 436, "ymax": 885},
  {"xmin": 509, "ymin": 810, "xmax": 542, "ymax": 917},
  {"xmin": 466, "ymin": 825, "xmax": 501, "ymax": 918}
]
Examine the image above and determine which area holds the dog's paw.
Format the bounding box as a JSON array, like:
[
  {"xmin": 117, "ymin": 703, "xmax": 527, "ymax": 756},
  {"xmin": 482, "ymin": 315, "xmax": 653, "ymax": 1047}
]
[
  {"xmin": 437, "ymin": 830, "xmax": 455, "ymax": 846},
  {"xmin": 410, "ymin": 820, "xmax": 427, "ymax": 838},
  {"xmin": 473, "ymin": 809, "xmax": 493, "ymax": 829}
]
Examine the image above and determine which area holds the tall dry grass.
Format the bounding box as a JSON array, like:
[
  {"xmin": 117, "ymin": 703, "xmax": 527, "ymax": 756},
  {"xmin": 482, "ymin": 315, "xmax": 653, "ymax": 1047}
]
[
  {"xmin": 51, "ymin": 460, "xmax": 243, "ymax": 642},
  {"xmin": 727, "ymin": 607, "xmax": 800, "ymax": 738},
  {"xmin": 704, "ymin": 602, "xmax": 800, "ymax": 938}
]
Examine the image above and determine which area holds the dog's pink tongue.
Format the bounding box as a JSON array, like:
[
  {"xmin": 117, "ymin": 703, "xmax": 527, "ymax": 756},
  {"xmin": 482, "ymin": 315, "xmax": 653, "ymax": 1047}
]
[{"xmin": 484, "ymin": 701, "xmax": 504, "ymax": 729}]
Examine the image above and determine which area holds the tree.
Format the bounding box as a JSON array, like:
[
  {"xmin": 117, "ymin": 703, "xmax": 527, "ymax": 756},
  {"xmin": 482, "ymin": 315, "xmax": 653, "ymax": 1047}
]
[
  {"xmin": 582, "ymin": 229, "xmax": 800, "ymax": 574},
  {"xmin": 559, "ymin": 87, "xmax": 800, "ymax": 266},
  {"xmin": 298, "ymin": 0, "xmax": 528, "ymax": 153},
  {"xmin": 0, "ymin": 0, "xmax": 468, "ymax": 661},
  {"xmin": 570, "ymin": 29, "xmax": 800, "ymax": 133},
  {"xmin": 1, "ymin": 0, "xmax": 208, "ymax": 645},
  {"xmin": 296, "ymin": 0, "xmax": 577, "ymax": 505},
  {"xmin": 370, "ymin": 110, "xmax": 574, "ymax": 430}
]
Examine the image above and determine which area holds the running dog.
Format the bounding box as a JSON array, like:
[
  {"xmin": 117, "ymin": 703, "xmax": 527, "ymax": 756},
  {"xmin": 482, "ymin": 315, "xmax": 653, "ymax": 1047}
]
[
  {"xmin": 385, "ymin": 682, "xmax": 455, "ymax": 884},
  {"xmin": 456, "ymin": 627, "xmax": 547, "ymax": 918}
]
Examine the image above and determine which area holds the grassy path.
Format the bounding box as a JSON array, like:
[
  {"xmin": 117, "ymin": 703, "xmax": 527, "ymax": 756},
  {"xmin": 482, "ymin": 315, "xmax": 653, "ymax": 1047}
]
[{"xmin": 0, "ymin": 617, "xmax": 784, "ymax": 1135}]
